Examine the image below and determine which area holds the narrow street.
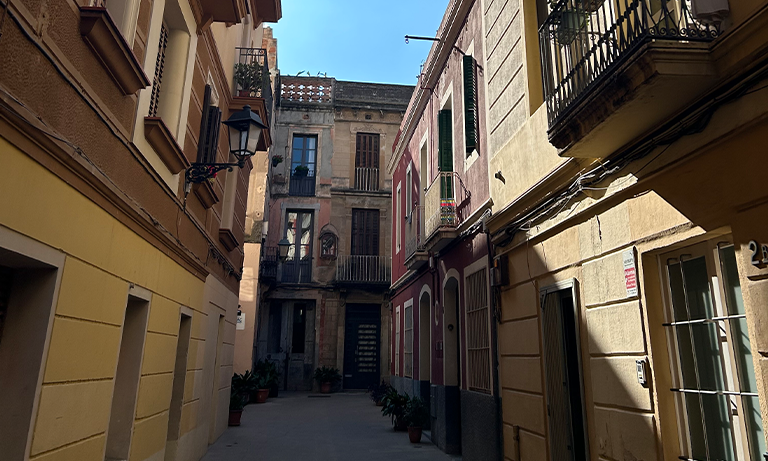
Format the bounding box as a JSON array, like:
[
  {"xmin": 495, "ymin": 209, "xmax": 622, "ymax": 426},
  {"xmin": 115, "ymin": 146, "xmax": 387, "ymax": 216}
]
[{"xmin": 203, "ymin": 393, "xmax": 461, "ymax": 461}]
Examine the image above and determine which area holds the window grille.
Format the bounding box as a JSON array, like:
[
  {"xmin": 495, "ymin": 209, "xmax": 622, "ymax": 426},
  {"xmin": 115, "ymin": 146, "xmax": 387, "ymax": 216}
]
[
  {"xmin": 0, "ymin": 266, "xmax": 11, "ymax": 345},
  {"xmin": 404, "ymin": 302, "xmax": 413, "ymax": 378},
  {"xmin": 663, "ymin": 244, "xmax": 765, "ymax": 461},
  {"xmin": 148, "ymin": 23, "xmax": 168, "ymax": 118},
  {"xmin": 466, "ymin": 270, "xmax": 490, "ymax": 393}
]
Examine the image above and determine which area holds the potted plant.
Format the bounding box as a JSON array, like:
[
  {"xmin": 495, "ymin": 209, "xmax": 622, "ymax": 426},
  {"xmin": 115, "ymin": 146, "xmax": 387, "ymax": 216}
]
[
  {"xmin": 313, "ymin": 366, "xmax": 341, "ymax": 393},
  {"xmin": 255, "ymin": 360, "xmax": 280, "ymax": 398},
  {"xmin": 293, "ymin": 164, "xmax": 310, "ymax": 177},
  {"xmin": 548, "ymin": 0, "xmax": 589, "ymax": 45},
  {"xmin": 403, "ymin": 397, "xmax": 429, "ymax": 443},
  {"xmin": 233, "ymin": 61, "xmax": 264, "ymax": 97},
  {"xmin": 232, "ymin": 371, "xmax": 258, "ymax": 404},
  {"xmin": 368, "ymin": 380, "xmax": 391, "ymax": 406},
  {"xmin": 380, "ymin": 388, "xmax": 409, "ymax": 431},
  {"xmin": 228, "ymin": 380, "xmax": 248, "ymax": 426},
  {"xmin": 254, "ymin": 375, "xmax": 271, "ymax": 403},
  {"xmin": 271, "ymin": 155, "xmax": 283, "ymax": 167}
]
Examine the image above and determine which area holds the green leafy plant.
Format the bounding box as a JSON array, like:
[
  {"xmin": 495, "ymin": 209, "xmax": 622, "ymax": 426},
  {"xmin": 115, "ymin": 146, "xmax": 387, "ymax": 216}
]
[
  {"xmin": 234, "ymin": 61, "xmax": 264, "ymax": 96},
  {"xmin": 254, "ymin": 360, "xmax": 279, "ymax": 387},
  {"xmin": 293, "ymin": 165, "xmax": 310, "ymax": 177},
  {"xmin": 403, "ymin": 396, "xmax": 429, "ymax": 428},
  {"xmin": 313, "ymin": 366, "xmax": 342, "ymax": 384},
  {"xmin": 368, "ymin": 380, "xmax": 391, "ymax": 404},
  {"xmin": 232, "ymin": 370, "xmax": 258, "ymax": 396},
  {"xmin": 229, "ymin": 391, "xmax": 248, "ymax": 411},
  {"xmin": 380, "ymin": 388, "xmax": 410, "ymax": 430}
]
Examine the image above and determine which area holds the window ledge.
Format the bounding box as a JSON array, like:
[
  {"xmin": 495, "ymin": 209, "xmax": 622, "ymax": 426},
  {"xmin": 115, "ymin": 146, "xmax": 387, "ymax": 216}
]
[
  {"xmin": 144, "ymin": 117, "xmax": 189, "ymax": 175},
  {"xmin": 79, "ymin": 7, "xmax": 150, "ymax": 95},
  {"xmin": 219, "ymin": 228, "xmax": 239, "ymax": 252},
  {"xmin": 193, "ymin": 181, "xmax": 219, "ymax": 209}
]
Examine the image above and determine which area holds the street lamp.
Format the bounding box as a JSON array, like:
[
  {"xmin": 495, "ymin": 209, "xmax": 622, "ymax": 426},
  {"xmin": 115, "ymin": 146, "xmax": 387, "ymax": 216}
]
[
  {"xmin": 277, "ymin": 237, "xmax": 291, "ymax": 261},
  {"xmin": 185, "ymin": 105, "xmax": 268, "ymax": 191}
]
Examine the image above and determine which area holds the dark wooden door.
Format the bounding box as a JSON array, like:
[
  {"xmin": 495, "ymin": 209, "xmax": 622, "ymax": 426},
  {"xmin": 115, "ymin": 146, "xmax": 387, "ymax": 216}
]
[
  {"xmin": 343, "ymin": 304, "xmax": 381, "ymax": 390},
  {"xmin": 351, "ymin": 209, "xmax": 379, "ymax": 256}
]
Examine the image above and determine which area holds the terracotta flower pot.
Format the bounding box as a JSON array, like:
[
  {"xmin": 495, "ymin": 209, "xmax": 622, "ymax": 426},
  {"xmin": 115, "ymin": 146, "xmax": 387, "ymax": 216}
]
[
  {"xmin": 228, "ymin": 409, "xmax": 243, "ymax": 426},
  {"xmin": 255, "ymin": 388, "xmax": 269, "ymax": 403},
  {"xmin": 408, "ymin": 426, "xmax": 423, "ymax": 443},
  {"xmin": 320, "ymin": 382, "xmax": 331, "ymax": 394}
]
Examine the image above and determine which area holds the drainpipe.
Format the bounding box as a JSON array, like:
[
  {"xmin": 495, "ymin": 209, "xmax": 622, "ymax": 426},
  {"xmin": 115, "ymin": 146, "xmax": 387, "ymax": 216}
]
[{"xmin": 483, "ymin": 210, "xmax": 504, "ymax": 460}]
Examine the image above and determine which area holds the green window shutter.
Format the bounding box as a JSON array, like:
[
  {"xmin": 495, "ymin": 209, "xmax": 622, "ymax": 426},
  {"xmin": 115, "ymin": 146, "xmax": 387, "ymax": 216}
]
[
  {"xmin": 463, "ymin": 55, "xmax": 478, "ymax": 156},
  {"xmin": 438, "ymin": 109, "xmax": 453, "ymax": 200}
]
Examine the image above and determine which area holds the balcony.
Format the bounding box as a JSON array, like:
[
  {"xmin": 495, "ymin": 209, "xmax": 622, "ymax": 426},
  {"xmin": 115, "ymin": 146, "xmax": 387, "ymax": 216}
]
[
  {"xmin": 289, "ymin": 172, "xmax": 316, "ymax": 196},
  {"xmin": 424, "ymin": 172, "xmax": 471, "ymax": 252},
  {"xmin": 231, "ymin": 47, "xmax": 272, "ymax": 150},
  {"xmin": 354, "ymin": 167, "xmax": 380, "ymax": 192},
  {"xmin": 335, "ymin": 255, "xmax": 391, "ymax": 287},
  {"xmin": 405, "ymin": 205, "xmax": 428, "ymax": 270},
  {"xmin": 259, "ymin": 246, "xmax": 278, "ymax": 282},
  {"xmin": 541, "ymin": 0, "xmax": 720, "ymax": 158}
]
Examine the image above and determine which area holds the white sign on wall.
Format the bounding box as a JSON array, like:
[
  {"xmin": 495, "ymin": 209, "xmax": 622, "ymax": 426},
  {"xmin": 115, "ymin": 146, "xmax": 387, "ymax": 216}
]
[
  {"xmin": 623, "ymin": 249, "xmax": 638, "ymax": 297},
  {"xmin": 236, "ymin": 310, "xmax": 245, "ymax": 330}
]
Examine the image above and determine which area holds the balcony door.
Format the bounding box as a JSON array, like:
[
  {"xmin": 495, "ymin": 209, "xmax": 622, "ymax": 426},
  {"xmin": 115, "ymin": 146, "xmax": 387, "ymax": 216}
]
[
  {"xmin": 349, "ymin": 209, "xmax": 381, "ymax": 283},
  {"xmin": 289, "ymin": 135, "xmax": 316, "ymax": 196},
  {"xmin": 282, "ymin": 210, "xmax": 313, "ymax": 283},
  {"xmin": 354, "ymin": 133, "xmax": 380, "ymax": 191}
]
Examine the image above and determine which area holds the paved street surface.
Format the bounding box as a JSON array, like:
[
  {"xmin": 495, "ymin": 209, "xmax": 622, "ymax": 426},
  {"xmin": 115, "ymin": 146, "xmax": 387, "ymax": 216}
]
[{"xmin": 203, "ymin": 392, "xmax": 461, "ymax": 461}]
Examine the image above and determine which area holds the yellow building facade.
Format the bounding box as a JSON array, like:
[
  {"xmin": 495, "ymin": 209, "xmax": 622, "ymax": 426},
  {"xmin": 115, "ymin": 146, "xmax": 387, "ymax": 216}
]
[
  {"xmin": 483, "ymin": 0, "xmax": 768, "ymax": 460},
  {"xmin": 0, "ymin": 0, "xmax": 280, "ymax": 460}
]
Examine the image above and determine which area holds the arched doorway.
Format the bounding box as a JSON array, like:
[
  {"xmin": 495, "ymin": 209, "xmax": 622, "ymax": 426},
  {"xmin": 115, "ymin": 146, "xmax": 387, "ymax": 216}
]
[{"xmin": 443, "ymin": 276, "xmax": 461, "ymax": 454}]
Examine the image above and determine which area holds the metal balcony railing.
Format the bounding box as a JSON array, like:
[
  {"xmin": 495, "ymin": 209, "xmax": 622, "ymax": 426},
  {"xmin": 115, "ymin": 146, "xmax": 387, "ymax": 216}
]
[
  {"xmin": 354, "ymin": 167, "xmax": 379, "ymax": 191},
  {"xmin": 335, "ymin": 255, "xmax": 391, "ymax": 285},
  {"xmin": 405, "ymin": 205, "xmax": 425, "ymax": 259},
  {"xmin": 540, "ymin": 0, "xmax": 719, "ymax": 125},
  {"xmin": 289, "ymin": 172, "xmax": 316, "ymax": 196},
  {"xmin": 424, "ymin": 172, "xmax": 471, "ymax": 239},
  {"xmin": 234, "ymin": 47, "xmax": 272, "ymax": 118},
  {"xmin": 259, "ymin": 246, "xmax": 278, "ymax": 281}
]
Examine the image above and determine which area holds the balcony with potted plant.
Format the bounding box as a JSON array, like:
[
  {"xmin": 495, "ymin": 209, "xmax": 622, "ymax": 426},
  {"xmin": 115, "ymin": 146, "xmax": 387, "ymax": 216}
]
[
  {"xmin": 230, "ymin": 47, "xmax": 272, "ymax": 152},
  {"xmin": 541, "ymin": 0, "xmax": 723, "ymax": 158}
]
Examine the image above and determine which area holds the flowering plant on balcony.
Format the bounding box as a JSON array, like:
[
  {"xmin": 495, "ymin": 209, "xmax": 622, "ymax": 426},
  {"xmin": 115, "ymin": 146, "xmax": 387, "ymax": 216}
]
[
  {"xmin": 293, "ymin": 165, "xmax": 309, "ymax": 177},
  {"xmin": 271, "ymin": 155, "xmax": 283, "ymax": 167},
  {"xmin": 234, "ymin": 61, "xmax": 264, "ymax": 97}
]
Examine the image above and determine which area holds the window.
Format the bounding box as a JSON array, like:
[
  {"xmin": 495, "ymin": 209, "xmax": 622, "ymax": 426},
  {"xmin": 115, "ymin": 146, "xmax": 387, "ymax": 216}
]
[
  {"xmin": 96, "ymin": 0, "xmax": 139, "ymax": 41},
  {"xmin": 351, "ymin": 209, "xmax": 380, "ymax": 256},
  {"xmin": 404, "ymin": 300, "xmax": 413, "ymax": 378},
  {"xmin": 438, "ymin": 107, "xmax": 454, "ymax": 200},
  {"xmin": 282, "ymin": 210, "xmax": 313, "ymax": 283},
  {"xmin": 289, "ymin": 135, "xmax": 317, "ymax": 196},
  {"xmin": 148, "ymin": 22, "xmax": 168, "ymax": 118},
  {"xmin": 662, "ymin": 241, "xmax": 765, "ymax": 461},
  {"xmin": 541, "ymin": 282, "xmax": 589, "ymax": 461},
  {"xmin": 463, "ymin": 55, "xmax": 478, "ymax": 156},
  {"xmin": 395, "ymin": 306, "xmax": 401, "ymax": 375},
  {"xmin": 355, "ymin": 133, "xmax": 380, "ymax": 191},
  {"xmin": 292, "ymin": 304, "xmax": 307, "ymax": 354},
  {"xmin": 405, "ymin": 164, "xmax": 412, "ymax": 223},
  {"xmin": 165, "ymin": 310, "xmax": 191, "ymax": 459},
  {"xmin": 466, "ymin": 269, "xmax": 491, "ymax": 393},
  {"xmin": 396, "ymin": 183, "xmax": 401, "ymax": 254},
  {"xmin": 320, "ymin": 232, "xmax": 337, "ymax": 259},
  {"xmin": 197, "ymin": 84, "xmax": 222, "ymax": 164}
]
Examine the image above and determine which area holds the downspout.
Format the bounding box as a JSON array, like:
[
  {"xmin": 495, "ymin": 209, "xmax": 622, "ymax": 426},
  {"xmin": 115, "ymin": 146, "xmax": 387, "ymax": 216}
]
[{"xmin": 484, "ymin": 210, "xmax": 504, "ymax": 460}]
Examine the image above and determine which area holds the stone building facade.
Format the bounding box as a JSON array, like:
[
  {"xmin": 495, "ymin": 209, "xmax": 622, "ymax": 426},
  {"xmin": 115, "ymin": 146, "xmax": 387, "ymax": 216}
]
[
  {"xmin": 0, "ymin": 0, "xmax": 280, "ymax": 460},
  {"xmin": 255, "ymin": 76, "xmax": 413, "ymax": 391}
]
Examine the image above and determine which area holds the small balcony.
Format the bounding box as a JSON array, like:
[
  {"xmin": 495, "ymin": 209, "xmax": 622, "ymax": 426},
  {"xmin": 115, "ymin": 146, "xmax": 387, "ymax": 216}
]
[
  {"xmin": 289, "ymin": 172, "xmax": 316, "ymax": 196},
  {"xmin": 405, "ymin": 205, "xmax": 428, "ymax": 270},
  {"xmin": 354, "ymin": 167, "xmax": 380, "ymax": 192},
  {"xmin": 231, "ymin": 47, "xmax": 272, "ymax": 148},
  {"xmin": 541, "ymin": 0, "xmax": 720, "ymax": 158},
  {"xmin": 424, "ymin": 172, "xmax": 471, "ymax": 252},
  {"xmin": 335, "ymin": 255, "xmax": 391, "ymax": 287},
  {"xmin": 259, "ymin": 246, "xmax": 278, "ymax": 282}
]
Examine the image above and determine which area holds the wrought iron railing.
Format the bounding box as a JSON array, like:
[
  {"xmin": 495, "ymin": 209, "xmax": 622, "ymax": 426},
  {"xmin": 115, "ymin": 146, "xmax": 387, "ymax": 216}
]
[
  {"xmin": 424, "ymin": 172, "xmax": 471, "ymax": 239},
  {"xmin": 540, "ymin": 0, "xmax": 720, "ymax": 125},
  {"xmin": 354, "ymin": 167, "xmax": 379, "ymax": 191},
  {"xmin": 259, "ymin": 246, "xmax": 278, "ymax": 280},
  {"xmin": 335, "ymin": 255, "xmax": 391, "ymax": 284},
  {"xmin": 405, "ymin": 205, "xmax": 425, "ymax": 259},
  {"xmin": 289, "ymin": 172, "xmax": 316, "ymax": 196},
  {"xmin": 234, "ymin": 47, "xmax": 270, "ymax": 102}
]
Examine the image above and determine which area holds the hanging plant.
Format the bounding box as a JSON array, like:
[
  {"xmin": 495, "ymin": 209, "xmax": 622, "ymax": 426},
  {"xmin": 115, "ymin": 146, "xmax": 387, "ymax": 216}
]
[{"xmin": 271, "ymin": 155, "xmax": 283, "ymax": 167}]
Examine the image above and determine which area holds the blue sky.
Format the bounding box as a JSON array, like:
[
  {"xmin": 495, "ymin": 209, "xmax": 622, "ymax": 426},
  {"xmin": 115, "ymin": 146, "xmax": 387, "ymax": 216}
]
[{"xmin": 269, "ymin": 0, "xmax": 450, "ymax": 86}]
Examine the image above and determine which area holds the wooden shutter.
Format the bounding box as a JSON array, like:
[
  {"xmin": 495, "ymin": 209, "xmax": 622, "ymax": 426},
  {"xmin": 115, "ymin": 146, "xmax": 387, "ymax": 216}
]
[
  {"xmin": 351, "ymin": 209, "xmax": 379, "ymax": 256},
  {"xmin": 438, "ymin": 110, "xmax": 453, "ymax": 172},
  {"xmin": 541, "ymin": 291, "xmax": 577, "ymax": 461},
  {"xmin": 148, "ymin": 23, "xmax": 168, "ymax": 117},
  {"xmin": 355, "ymin": 133, "xmax": 380, "ymax": 169},
  {"xmin": 463, "ymin": 55, "xmax": 478, "ymax": 156},
  {"xmin": 197, "ymin": 85, "xmax": 222, "ymax": 163}
]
